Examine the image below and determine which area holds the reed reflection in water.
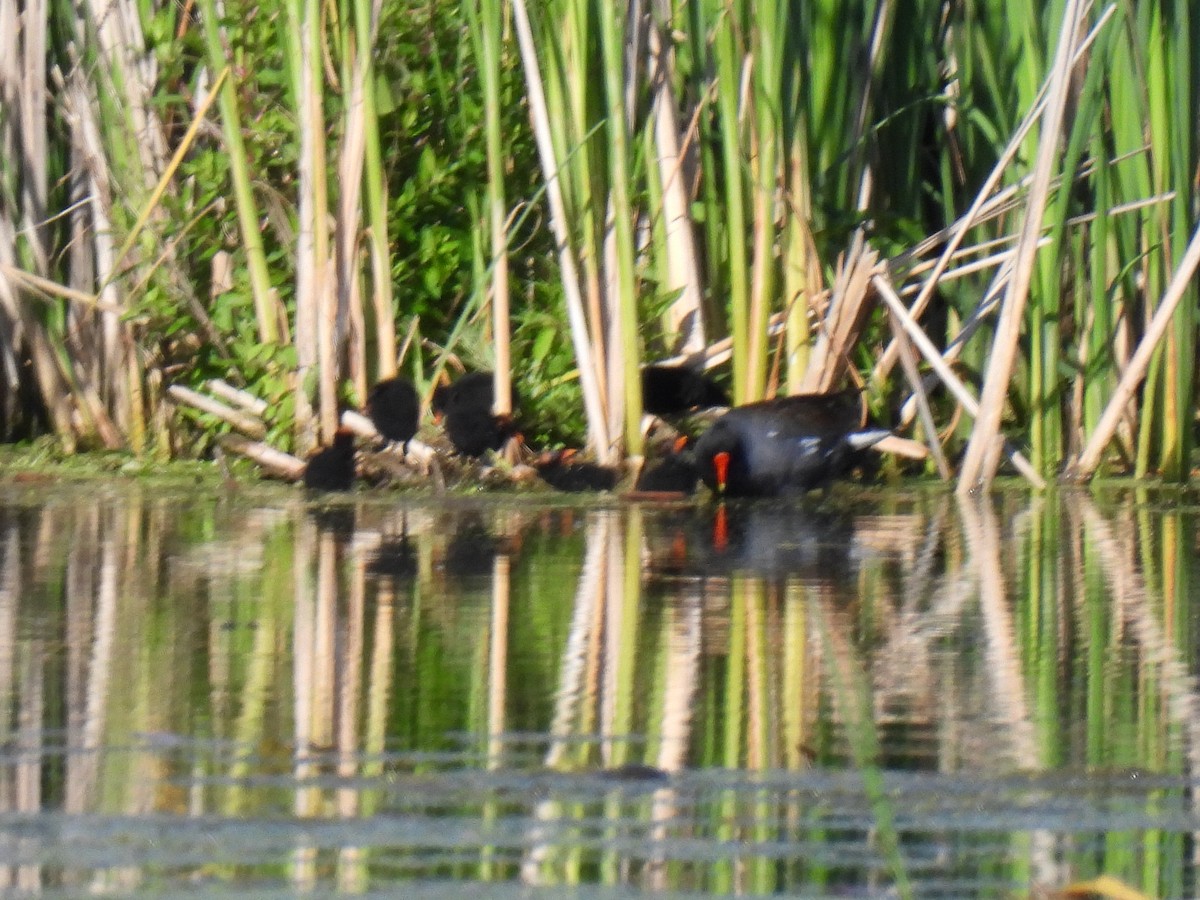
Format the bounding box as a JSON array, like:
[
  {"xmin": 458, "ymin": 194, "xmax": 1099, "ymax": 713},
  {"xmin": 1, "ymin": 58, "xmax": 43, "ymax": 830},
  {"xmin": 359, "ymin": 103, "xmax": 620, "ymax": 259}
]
[{"xmin": 0, "ymin": 483, "xmax": 1193, "ymax": 896}]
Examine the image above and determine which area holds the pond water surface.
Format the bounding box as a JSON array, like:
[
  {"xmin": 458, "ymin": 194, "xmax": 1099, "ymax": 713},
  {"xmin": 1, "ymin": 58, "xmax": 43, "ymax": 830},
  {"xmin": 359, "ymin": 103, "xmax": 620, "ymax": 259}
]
[{"xmin": 0, "ymin": 478, "xmax": 1195, "ymax": 897}]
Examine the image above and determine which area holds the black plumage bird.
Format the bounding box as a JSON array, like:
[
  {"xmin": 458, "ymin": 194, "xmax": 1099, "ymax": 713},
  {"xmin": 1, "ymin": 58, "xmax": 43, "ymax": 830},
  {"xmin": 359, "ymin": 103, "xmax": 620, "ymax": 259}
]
[
  {"xmin": 431, "ymin": 371, "xmax": 517, "ymax": 418},
  {"xmin": 534, "ymin": 449, "xmax": 619, "ymax": 492},
  {"xmin": 634, "ymin": 436, "xmax": 700, "ymax": 495},
  {"xmin": 641, "ymin": 365, "xmax": 729, "ymax": 416},
  {"xmin": 693, "ymin": 391, "xmax": 889, "ymax": 498},
  {"xmin": 366, "ymin": 376, "xmax": 420, "ymax": 447},
  {"xmin": 433, "ymin": 371, "xmax": 519, "ymax": 457},
  {"xmin": 303, "ymin": 427, "xmax": 357, "ymax": 491}
]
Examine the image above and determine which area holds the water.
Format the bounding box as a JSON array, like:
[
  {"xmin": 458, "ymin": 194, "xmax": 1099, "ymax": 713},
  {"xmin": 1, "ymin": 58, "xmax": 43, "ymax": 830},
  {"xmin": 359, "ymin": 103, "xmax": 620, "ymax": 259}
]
[{"xmin": 0, "ymin": 478, "xmax": 1195, "ymax": 897}]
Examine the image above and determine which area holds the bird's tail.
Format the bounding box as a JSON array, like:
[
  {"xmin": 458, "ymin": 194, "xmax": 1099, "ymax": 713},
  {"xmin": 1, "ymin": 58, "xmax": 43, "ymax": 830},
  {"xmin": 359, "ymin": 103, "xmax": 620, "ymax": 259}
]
[{"xmin": 845, "ymin": 429, "xmax": 892, "ymax": 450}]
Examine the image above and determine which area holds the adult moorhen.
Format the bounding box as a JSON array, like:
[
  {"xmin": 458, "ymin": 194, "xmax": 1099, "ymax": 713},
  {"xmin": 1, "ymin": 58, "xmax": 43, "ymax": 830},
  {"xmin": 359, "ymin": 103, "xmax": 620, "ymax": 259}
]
[
  {"xmin": 641, "ymin": 364, "xmax": 729, "ymax": 417},
  {"xmin": 366, "ymin": 376, "xmax": 420, "ymax": 448},
  {"xmin": 692, "ymin": 391, "xmax": 889, "ymax": 497},
  {"xmin": 303, "ymin": 427, "xmax": 356, "ymax": 491},
  {"xmin": 433, "ymin": 371, "xmax": 519, "ymax": 457}
]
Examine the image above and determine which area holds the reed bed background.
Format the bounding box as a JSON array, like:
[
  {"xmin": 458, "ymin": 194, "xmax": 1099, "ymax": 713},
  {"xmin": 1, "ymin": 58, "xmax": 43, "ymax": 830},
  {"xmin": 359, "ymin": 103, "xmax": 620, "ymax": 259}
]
[{"xmin": 0, "ymin": 0, "xmax": 1197, "ymax": 487}]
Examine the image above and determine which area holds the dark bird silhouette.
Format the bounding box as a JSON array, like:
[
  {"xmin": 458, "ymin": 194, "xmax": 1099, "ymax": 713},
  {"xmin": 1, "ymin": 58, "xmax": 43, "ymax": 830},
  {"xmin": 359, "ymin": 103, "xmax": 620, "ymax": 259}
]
[
  {"xmin": 534, "ymin": 449, "xmax": 619, "ymax": 492},
  {"xmin": 443, "ymin": 407, "xmax": 519, "ymax": 457},
  {"xmin": 303, "ymin": 427, "xmax": 356, "ymax": 491},
  {"xmin": 366, "ymin": 376, "xmax": 420, "ymax": 447},
  {"xmin": 692, "ymin": 391, "xmax": 889, "ymax": 497},
  {"xmin": 634, "ymin": 436, "xmax": 699, "ymax": 495},
  {"xmin": 431, "ymin": 371, "xmax": 517, "ymax": 418},
  {"xmin": 433, "ymin": 371, "xmax": 519, "ymax": 457},
  {"xmin": 440, "ymin": 518, "xmax": 511, "ymax": 580},
  {"xmin": 367, "ymin": 536, "xmax": 418, "ymax": 584},
  {"xmin": 692, "ymin": 504, "xmax": 859, "ymax": 580},
  {"xmin": 641, "ymin": 365, "xmax": 729, "ymax": 416}
]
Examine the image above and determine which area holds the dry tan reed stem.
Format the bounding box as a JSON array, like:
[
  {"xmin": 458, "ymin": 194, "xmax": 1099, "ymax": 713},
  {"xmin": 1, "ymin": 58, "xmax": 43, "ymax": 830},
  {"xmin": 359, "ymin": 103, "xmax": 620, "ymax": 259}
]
[
  {"xmin": 888, "ymin": 312, "xmax": 951, "ymax": 479},
  {"xmin": 338, "ymin": 409, "xmax": 436, "ymax": 467},
  {"xmin": 800, "ymin": 242, "xmax": 877, "ymax": 392},
  {"xmin": 511, "ymin": 0, "xmax": 610, "ymax": 458},
  {"xmin": 0, "ymin": 264, "xmax": 124, "ymax": 313},
  {"xmin": 166, "ymin": 385, "xmax": 267, "ymax": 438},
  {"xmin": 206, "ymin": 379, "xmax": 268, "ymax": 416},
  {"xmin": 1069, "ymin": 220, "xmax": 1200, "ymax": 479},
  {"xmin": 957, "ymin": 0, "xmax": 1085, "ymax": 493},
  {"xmin": 873, "ymin": 274, "xmax": 1046, "ymax": 487},
  {"xmin": 217, "ymin": 433, "xmax": 305, "ymax": 479}
]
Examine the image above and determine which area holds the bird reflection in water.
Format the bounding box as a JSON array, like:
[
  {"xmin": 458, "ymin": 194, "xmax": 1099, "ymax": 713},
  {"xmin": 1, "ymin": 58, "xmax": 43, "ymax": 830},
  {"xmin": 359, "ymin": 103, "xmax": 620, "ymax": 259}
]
[
  {"xmin": 307, "ymin": 504, "xmax": 357, "ymax": 541},
  {"xmin": 437, "ymin": 514, "xmax": 522, "ymax": 583},
  {"xmin": 367, "ymin": 517, "xmax": 418, "ymax": 587},
  {"xmin": 647, "ymin": 502, "xmax": 862, "ymax": 586}
]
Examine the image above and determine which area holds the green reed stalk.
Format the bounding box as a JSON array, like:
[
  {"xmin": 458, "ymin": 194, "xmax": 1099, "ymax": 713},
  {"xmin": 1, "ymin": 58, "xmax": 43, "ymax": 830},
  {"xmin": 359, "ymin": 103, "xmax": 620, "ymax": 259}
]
[
  {"xmin": 747, "ymin": 1, "xmax": 788, "ymax": 400},
  {"xmin": 470, "ymin": 0, "xmax": 512, "ymax": 415},
  {"xmin": 1082, "ymin": 137, "xmax": 1113, "ymax": 448},
  {"xmin": 352, "ymin": 0, "xmax": 395, "ymax": 380},
  {"xmin": 560, "ymin": 0, "xmax": 608, "ymax": 407},
  {"xmin": 304, "ymin": 0, "xmax": 336, "ymax": 438},
  {"xmin": 196, "ymin": 0, "xmax": 278, "ymax": 346},
  {"xmin": 1012, "ymin": 0, "xmax": 1054, "ymax": 472},
  {"xmin": 511, "ymin": 0, "xmax": 611, "ymax": 457},
  {"xmin": 710, "ymin": 4, "xmax": 750, "ymax": 404},
  {"xmin": 596, "ymin": 0, "xmax": 642, "ymax": 455},
  {"xmin": 783, "ymin": 138, "xmax": 815, "ymax": 393},
  {"xmin": 1145, "ymin": 0, "xmax": 1196, "ymax": 480}
]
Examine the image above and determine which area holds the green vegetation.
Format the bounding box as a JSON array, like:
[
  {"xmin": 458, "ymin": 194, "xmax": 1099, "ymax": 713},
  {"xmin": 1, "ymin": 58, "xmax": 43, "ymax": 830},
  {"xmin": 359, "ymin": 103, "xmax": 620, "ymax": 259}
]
[{"xmin": 1, "ymin": 0, "xmax": 1197, "ymax": 488}]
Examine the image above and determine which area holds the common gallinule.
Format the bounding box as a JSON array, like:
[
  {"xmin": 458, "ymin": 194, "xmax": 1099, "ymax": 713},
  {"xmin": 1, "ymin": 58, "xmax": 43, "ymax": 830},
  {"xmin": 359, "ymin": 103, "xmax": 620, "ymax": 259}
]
[
  {"xmin": 303, "ymin": 427, "xmax": 356, "ymax": 491},
  {"xmin": 641, "ymin": 365, "xmax": 730, "ymax": 416},
  {"xmin": 534, "ymin": 449, "xmax": 619, "ymax": 492},
  {"xmin": 366, "ymin": 376, "xmax": 420, "ymax": 447},
  {"xmin": 433, "ymin": 371, "xmax": 519, "ymax": 457},
  {"xmin": 692, "ymin": 391, "xmax": 889, "ymax": 497}
]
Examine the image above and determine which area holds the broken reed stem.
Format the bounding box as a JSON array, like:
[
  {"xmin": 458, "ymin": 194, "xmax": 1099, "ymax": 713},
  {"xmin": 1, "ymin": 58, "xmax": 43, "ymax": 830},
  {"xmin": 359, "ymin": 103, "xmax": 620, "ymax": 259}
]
[
  {"xmin": 218, "ymin": 433, "xmax": 305, "ymax": 479},
  {"xmin": 887, "ymin": 311, "xmax": 951, "ymax": 479},
  {"xmin": 873, "ymin": 274, "xmax": 1046, "ymax": 489},
  {"xmin": 1070, "ymin": 220, "xmax": 1200, "ymax": 479},
  {"xmin": 206, "ymin": 379, "xmax": 269, "ymax": 416},
  {"xmin": 167, "ymin": 384, "xmax": 267, "ymax": 438},
  {"xmin": 339, "ymin": 409, "xmax": 436, "ymax": 467},
  {"xmin": 876, "ymin": 5, "xmax": 1118, "ymax": 389},
  {"xmin": 0, "ymin": 263, "xmax": 124, "ymax": 313},
  {"xmin": 957, "ymin": 0, "xmax": 1086, "ymax": 493}
]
